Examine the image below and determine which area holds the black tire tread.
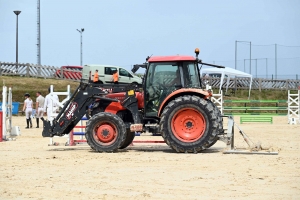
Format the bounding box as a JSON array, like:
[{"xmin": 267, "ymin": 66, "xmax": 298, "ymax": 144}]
[
  {"xmin": 119, "ymin": 130, "xmax": 135, "ymax": 149},
  {"xmin": 206, "ymin": 99, "xmax": 223, "ymax": 148},
  {"xmin": 85, "ymin": 112, "xmax": 126, "ymax": 152},
  {"xmin": 160, "ymin": 95, "xmax": 219, "ymax": 153}
]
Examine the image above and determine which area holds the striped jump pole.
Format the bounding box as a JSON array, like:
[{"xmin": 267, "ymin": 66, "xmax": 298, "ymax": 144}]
[
  {"xmin": 0, "ymin": 111, "xmax": 2, "ymax": 142},
  {"xmin": 66, "ymin": 116, "xmax": 165, "ymax": 146},
  {"xmin": 67, "ymin": 117, "xmax": 88, "ymax": 146},
  {"xmin": 223, "ymin": 99, "xmax": 288, "ymax": 116},
  {"xmin": 1, "ymin": 86, "xmax": 15, "ymax": 141}
]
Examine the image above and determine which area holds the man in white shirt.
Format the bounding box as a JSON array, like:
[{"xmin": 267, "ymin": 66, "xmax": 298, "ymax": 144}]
[
  {"xmin": 22, "ymin": 93, "xmax": 33, "ymax": 129},
  {"xmin": 43, "ymin": 87, "xmax": 59, "ymax": 123},
  {"xmin": 35, "ymin": 92, "xmax": 45, "ymax": 128}
]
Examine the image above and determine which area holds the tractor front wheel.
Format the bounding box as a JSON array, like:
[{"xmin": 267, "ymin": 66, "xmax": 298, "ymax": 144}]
[
  {"xmin": 119, "ymin": 129, "xmax": 135, "ymax": 149},
  {"xmin": 85, "ymin": 112, "xmax": 126, "ymax": 152},
  {"xmin": 160, "ymin": 95, "xmax": 219, "ymax": 153}
]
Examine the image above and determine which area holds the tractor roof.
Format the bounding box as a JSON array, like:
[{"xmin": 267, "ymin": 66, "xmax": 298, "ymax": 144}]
[{"xmin": 148, "ymin": 55, "xmax": 196, "ymax": 62}]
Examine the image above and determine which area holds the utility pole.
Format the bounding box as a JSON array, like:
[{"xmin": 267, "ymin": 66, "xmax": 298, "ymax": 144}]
[
  {"xmin": 235, "ymin": 41, "xmax": 251, "ymax": 73},
  {"xmin": 14, "ymin": 10, "xmax": 21, "ymax": 72},
  {"xmin": 275, "ymin": 44, "xmax": 277, "ymax": 79},
  {"xmin": 37, "ymin": 0, "xmax": 41, "ymax": 65},
  {"xmin": 76, "ymin": 28, "xmax": 84, "ymax": 66}
]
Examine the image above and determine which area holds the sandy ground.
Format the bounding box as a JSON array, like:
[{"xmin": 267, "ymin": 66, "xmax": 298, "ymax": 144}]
[{"xmin": 0, "ymin": 116, "xmax": 299, "ymax": 200}]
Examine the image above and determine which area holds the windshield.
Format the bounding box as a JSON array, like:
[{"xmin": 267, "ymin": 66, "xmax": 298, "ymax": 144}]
[{"xmin": 144, "ymin": 61, "xmax": 200, "ymax": 116}]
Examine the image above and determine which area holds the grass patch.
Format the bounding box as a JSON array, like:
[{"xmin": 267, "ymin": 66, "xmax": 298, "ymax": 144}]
[
  {"xmin": 222, "ymin": 89, "xmax": 288, "ymax": 101},
  {"xmin": 1, "ymin": 76, "xmax": 79, "ymax": 102},
  {"xmin": 0, "ymin": 76, "xmax": 292, "ymax": 103}
]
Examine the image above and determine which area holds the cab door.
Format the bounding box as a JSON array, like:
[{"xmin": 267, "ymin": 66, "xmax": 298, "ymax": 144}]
[
  {"xmin": 104, "ymin": 67, "xmax": 117, "ymax": 83},
  {"xmin": 118, "ymin": 68, "xmax": 133, "ymax": 84}
]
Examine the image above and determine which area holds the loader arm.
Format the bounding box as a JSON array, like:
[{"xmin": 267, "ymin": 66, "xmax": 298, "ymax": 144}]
[{"xmin": 41, "ymin": 82, "xmax": 119, "ymax": 137}]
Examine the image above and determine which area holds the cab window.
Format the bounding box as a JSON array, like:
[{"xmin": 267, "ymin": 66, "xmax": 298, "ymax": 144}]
[
  {"xmin": 105, "ymin": 67, "xmax": 117, "ymax": 75},
  {"xmin": 119, "ymin": 68, "xmax": 133, "ymax": 77}
]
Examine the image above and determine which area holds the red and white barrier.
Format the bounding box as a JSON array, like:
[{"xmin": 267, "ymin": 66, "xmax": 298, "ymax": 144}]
[
  {"xmin": 1, "ymin": 86, "xmax": 20, "ymax": 141},
  {"xmin": 64, "ymin": 116, "xmax": 165, "ymax": 147},
  {"xmin": 67, "ymin": 117, "xmax": 88, "ymax": 146}
]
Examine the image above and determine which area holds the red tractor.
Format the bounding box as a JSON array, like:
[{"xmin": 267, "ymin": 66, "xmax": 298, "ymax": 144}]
[{"xmin": 42, "ymin": 48, "xmax": 224, "ymax": 153}]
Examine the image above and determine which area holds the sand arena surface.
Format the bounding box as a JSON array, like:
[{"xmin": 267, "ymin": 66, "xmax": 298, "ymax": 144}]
[{"xmin": 0, "ymin": 116, "xmax": 299, "ymax": 200}]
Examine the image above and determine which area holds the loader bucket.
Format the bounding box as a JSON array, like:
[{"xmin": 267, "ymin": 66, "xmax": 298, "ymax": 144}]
[{"xmin": 41, "ymin": 117, "xmax": 53, "ymax": 137}]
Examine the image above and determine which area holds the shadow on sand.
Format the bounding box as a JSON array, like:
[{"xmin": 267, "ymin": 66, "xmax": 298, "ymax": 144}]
[{"xmin": 47, "ymin": 142, "xmax": 225, "ymax": 154}]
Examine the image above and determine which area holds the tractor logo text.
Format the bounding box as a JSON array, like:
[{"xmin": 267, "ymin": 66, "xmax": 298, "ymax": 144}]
[{"xmin": 66, "ymin": 102, "xmax": 78, "ymax": 120}]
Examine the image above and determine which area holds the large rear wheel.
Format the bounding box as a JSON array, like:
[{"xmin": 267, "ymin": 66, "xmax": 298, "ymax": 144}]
[
  {"xmin": 160, "ymin": 95, "xmax": 218, "ymax": 153},
  {"xmin": 206, "ymin": 99, "xmax": 223, "ymax": 148},
  {"xmin": 85, "ymin": 112, "xmax": 126, "ymax": 152}
]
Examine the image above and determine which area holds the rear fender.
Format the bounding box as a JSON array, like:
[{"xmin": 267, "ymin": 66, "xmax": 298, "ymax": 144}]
[{"xmin": 157, "ymin": 88, "xmax": 212, "ymax": 117}]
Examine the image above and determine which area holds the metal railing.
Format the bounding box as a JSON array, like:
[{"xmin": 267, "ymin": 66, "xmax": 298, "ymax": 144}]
[
  {"xmin": 1, "ymin": 62, "xmax": 300, "ymax": 90},
  {"xmin": 0, "ymin": 62, "xmax": 81, "ymax": 81},
  {"xmin": 202, "ymin": 77, "xmax": 300, "ymax": 90}
]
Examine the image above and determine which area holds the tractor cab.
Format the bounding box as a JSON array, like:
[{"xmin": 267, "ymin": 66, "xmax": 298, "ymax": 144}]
[{"xmin": 144, "ymin": 56, "xmax": 202, "ymax": 116}]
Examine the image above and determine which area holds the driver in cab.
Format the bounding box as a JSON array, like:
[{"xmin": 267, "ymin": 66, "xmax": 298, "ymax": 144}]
[{"xmin": 168, "ymin": 69, "xmax": 181, "ymax": 86}]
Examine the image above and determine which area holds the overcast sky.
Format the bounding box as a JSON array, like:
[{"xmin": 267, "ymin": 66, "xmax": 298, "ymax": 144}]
[{"xmin": 1, "ymin": 0, "xmax": 299, "ymax": 79}]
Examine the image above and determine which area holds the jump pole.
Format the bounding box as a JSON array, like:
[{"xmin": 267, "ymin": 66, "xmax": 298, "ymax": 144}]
[
  {"xmin": 1, "ymin": 86, "xmax": 14, "ymax": 141},
  {"xmin": 66, "ymin": 116, "xmax": 88, "ymax": 146},
  {"xmin": 0, "ymin": 111, "xmax": 2, "ymax": 142},
  {"xmin": 66, "ymin": 116, "xmax": 165, "ymax": 146},
  {"xmin": 1, "ymin": 86, "xmax": 7, "ymax": 141}
]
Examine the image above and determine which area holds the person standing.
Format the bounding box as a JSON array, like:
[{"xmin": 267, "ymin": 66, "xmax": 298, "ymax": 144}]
[
  {"xmin": 35, "ymin": 91, "xmax": 45, "ymax": 128},
  {"xmin": 22, "ymin": 93, "xmax": 33, "ymax": 129},
  {"xmin": 43, "ymin": 87, "xmax": 59, "ymax": 123},
  {"xmin": 112, "ymin": 70, "xmax": 119, "ymax": 84},
  {"xmin": 93, "ymin": 69, "xmax": 99, "ymax": 83}
]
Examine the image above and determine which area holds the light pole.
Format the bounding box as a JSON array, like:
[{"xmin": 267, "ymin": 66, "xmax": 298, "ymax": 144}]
[
  {"xmin": 235, "ymin": 41, "xmax": 251, "ymax": 73},
  {"xmin": 275, "ymin": 44, "xmax": 277, "ymax": 79},
  {"xmin": 243, "ymin": 58, "xmax": 254, "ymax": 74},
  {"xmin": 14, "ymin": 10, "xmax": 21, "ymax": 72},
  {"xmin": 265, "ymin": 58, "xmax": 268, "ymax": 79},
  {"xmin": 76, "ymin": 28, "xmax": 84, "ymax": 66},
  {"xmin": 245, "ymin": 58, "xmax": 268, "ymax": 78},
  {"xmin": 255, "ymin": 59, "xmax": 257, "ymax": 78}
]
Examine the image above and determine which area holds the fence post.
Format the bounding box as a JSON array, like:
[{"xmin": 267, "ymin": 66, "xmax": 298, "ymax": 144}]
[
  {"xmin": 259, "ymin": 78, "xmax": 262, "ymax": 92},
  {"xmin": 26, "ymin": 63, "xmax": 30, "ymax": 77},
  {"xmin": 37, "ymin": 64, "xmax": 41, "ymax": 77},
  {"xmin": 60, "ymin": 67, "xmax": 63, "ymax": 79},
  {"xmin": 234, "ymin": 77, "xmax": 237, "ymax": 94},
  {"xmin": 286, "ymin": 79, "xmax": 289, "ymax": 90}
]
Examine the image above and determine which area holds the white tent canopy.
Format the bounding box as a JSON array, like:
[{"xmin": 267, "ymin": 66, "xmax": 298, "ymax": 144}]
[{"xmin": 202, "ymin": 67, "xmax": 253, "ymax": 98}]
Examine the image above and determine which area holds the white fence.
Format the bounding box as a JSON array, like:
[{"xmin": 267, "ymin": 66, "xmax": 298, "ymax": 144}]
[
  {"xmin": 0, "ymin": 62, "xmax": 81, "ymax": 81},
  {"xmin": 1, "ymin": 62, "xmax": 300, "ymax": 90}
]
